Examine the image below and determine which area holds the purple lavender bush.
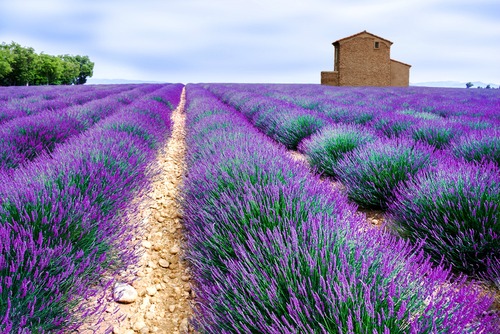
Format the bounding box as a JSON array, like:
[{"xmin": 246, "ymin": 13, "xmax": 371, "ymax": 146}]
[
  {"xmin": 334, "ymin": 137, "xmax": 434, "ymax": 209},
  {"xmin": 411, "ymin": 120, "xmax": 462, "ymax": 150},
  {"xmin": 237, "ymin": 99, "xmax": 328, "ymax": 149},
  {"xmin": 299, "ymin": 123, "xmax": 376, "ymax": 176},
  {"xmin": 194, "ymin": 215, "xmax": 495, "ymax": 334},
  {"xmin": 320, "ymin": 104, "xmax": 375, "ymax": 125},
  {"xmin": 0, "ymin": 84, "xmax": 182, "ymax": 332},
  {"xmin": 372, "ymin": 113, "xmax": 416, "ymax": 139},
  {"xmin": 452, "ymin": 128, "xmax": 500, "ymax": 167},
  {"xmin": 181, "ymin": 84, "xmax": 497, "ymax": 333},
  {"xmin": 270, "ymin": 112, "xmax": 327, "ymax": 149},
  {"xmin": 387, "ymin": 158, "xmax": 500, "ymax": 277},
  {"xmin": 0, "ymin": 113, "xmax": 83, "ymax": 170}
]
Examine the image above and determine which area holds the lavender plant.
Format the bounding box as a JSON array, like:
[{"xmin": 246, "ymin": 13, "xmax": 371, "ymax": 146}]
[
  {"xmin": 0, "ymin": 84, "xmax": 136, "ymax": 125},
  {"xmin": 388, "ymin": 158, "xmax": 500, "ymax": 276},
  {"xmin": 372, "ymin": 113, "xmax": 416, "ymax": 138},
  {"xmin": 334, "ymin": 138, "xmax": 434, "ymax": 209},
  {"xmin": 207, "ymin": 85, "xmax": 330, "ymax": 149},
  {"xmin": 193, "ymin": 216, "xmax": 495, "ymax": 333},
  {"xmin": 300, "ymin": 123, "xmax": 376, "ymax": 176},
  {"xmin": 272, "ymin": 113, "xmax": 327, "ymax": 149},
  {"xmin": 411, "ymin": 120, "xmax": 462, "ymax": 150},
  {"xmin": 0, "ymin": 113, "xmax": 82, "ymax": 170},
  {"xmin": 320, "ymin": 105, "xmax": 375, "ymax": 125},
  {"xmin": 452, "ymin": 128, "xmax": 500, "ymax": 167}
]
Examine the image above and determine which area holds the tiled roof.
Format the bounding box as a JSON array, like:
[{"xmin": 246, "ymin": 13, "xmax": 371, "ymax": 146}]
[
  {"xmin": 390, "ymin": 59, "xmax": 412, "ymax": 67},
  {"xmin": 333, "ymin": 30, "xmax": 393, "ymax": 45}
]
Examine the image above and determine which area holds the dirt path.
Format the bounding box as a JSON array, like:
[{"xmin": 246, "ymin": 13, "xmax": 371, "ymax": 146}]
[{"xmin": 101, "ymin": 87, "xmax": 193, "ymax": 334}]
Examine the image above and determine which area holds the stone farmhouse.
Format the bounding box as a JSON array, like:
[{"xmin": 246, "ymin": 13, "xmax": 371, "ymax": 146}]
[{"xmin": 321, "ymin": 30, "xmax": 411, "ymax": 86}]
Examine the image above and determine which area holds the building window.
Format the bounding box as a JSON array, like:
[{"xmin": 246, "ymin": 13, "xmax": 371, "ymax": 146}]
[{"xmin": 374, "ymin": 41, "xmax": 380, "ymax": 49}]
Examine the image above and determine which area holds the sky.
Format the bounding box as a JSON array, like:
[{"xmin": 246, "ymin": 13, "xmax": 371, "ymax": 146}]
[{"xmin": 1, "ymin": 0, "xmax": 499, "ymax": 85}]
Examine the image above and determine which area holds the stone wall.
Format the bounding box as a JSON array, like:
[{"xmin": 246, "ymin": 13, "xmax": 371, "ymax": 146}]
[
  {"xmin": 337, "ymin": 36, "xmax": 391, "ymax": 86},
  {"xmin": 390, "ymin": 60, "xmax": 411, "ymax": 86},
  {"xmin": 320, "ymin": 71, "xmax": 339, "ymax": 86}
]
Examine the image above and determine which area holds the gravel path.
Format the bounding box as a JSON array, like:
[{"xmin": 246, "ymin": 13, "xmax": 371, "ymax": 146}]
[{"xmin": 93, "ymin": 87, "xmax": 194, "ymax": 334}]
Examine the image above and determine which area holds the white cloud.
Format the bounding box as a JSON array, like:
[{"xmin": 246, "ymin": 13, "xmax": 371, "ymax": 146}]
[{"xmin": 1, "ymin": 0, "xmax": 499, "ymax": 83}]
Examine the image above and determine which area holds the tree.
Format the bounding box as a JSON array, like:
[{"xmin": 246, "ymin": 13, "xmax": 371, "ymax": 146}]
[
  {"xmin": 73, "ymin": 55, "xmax": 94, "ymax": 85},
  {"xmin": 58, "ymin": 55, "xmax": 80, "ymax": 85},
  {"xmin": 1, "ymin": 42, "xmax": 37, "ymax": 85},
  {"xmin": 34, "ymin": 53, "xmax": 63, "ymax": 85},
  {"xmin": 466, "ymin": 82, "xmax": 474, "ymax": 89},
  {"xmin": 0, "ymin": 46, "xmax": 13, "ymax": 81},
  {"xmin": 0, "ymin": 41, "xmax": 94, "ymax": 86}
]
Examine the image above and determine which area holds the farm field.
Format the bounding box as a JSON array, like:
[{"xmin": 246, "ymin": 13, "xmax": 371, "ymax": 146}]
[{"xmin": 0, "ymin": 83, "xmax": 499, "ymax": 333}]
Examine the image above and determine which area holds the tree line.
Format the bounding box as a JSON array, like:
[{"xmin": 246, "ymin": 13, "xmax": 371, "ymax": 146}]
[{"xmin": 0, "ymin": 42, "xmax": 94, "ymax": 86}]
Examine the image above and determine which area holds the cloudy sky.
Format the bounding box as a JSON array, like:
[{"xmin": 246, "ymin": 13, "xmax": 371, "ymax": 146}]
[{"xmin": 1, "ymin": 0, "xmax": 499, "ymax": 85}]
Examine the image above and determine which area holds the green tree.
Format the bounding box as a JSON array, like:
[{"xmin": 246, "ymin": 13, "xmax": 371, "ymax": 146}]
[
  {"xmin": 34, "ymin": 53, "xmax": 64, "ymax": 85},
  {"xmin": 0, "ymin": 41, "xmax": 94, "ymax": 86},
  {"xmin": 5, "ymin": 42, "xmax": 37, "ymax": 85},
  {"xmin": 58, "ymin": 54, "xmax": 80, "ymax": 85},
  {"xmin": 466, "ymin": 82, "xmax": 474, "ymax": 89},
  {"xmin": 73, "ymin": 55, "xmax": 94, "ymax": 85},
  {"xmin": 0, "ymin": 46, "xmax": 14, "ymax": 82}
]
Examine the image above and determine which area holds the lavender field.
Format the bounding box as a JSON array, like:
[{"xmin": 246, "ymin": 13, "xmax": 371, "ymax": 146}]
[{"xmin": 1, "ymin": 83, "xmax": 500, "ymax": 333}]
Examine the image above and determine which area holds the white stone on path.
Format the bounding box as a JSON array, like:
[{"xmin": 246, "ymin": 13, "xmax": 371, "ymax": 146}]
[
  {"xmin": 133, "ymin": 320, "xmax": 146, "ymax": 331},
  {"xmin": 146, "ymin": 286, "xmax": 158, "ymax": 296},
  {"xmin": 113, "ymin": 282, "xmax": 138, "ymax": 304},
  {"xmin": 159, "ymin": 259, "xmax": 170, "ymax": 268},
  {"xmin": 170, "ymin": 244, "xmax": 180, "ymax": 254}
]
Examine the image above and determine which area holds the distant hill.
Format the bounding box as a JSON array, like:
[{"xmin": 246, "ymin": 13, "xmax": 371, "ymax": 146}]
[{"xmin": 411, "ymin": 81, "xmax": 499, "ymax": 89}]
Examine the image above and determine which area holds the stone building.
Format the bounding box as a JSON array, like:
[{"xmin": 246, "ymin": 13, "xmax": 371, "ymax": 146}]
[{"xmin": 321, "ymin": 30, "xmax": 411, "ymax": 86}]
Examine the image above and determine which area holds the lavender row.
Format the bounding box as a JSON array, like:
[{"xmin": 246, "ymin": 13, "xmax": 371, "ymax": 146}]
[
  {"xmin": 204, "ymin": 85, "xmax": 500, "ymax": 285},
  {"xmin": 0, "ymin": 84, "xmax": 166, "ymax": 172},
  {"xmin": 0, "ymin": 84, "xmax": 92, "ymax": 102},
  {"xmin": 204, "ymin": 84, "xmax": 435, "ymax": 209},
  {"xmin": 0, "ymin": 84, "xmax": 139, "ymax": 125},
  {"xmin": 0, "ymin": 84, "xmax": 133, "ymax": 108},
  {"xmin": 230, "ymin": 83, "xmax": 500, "ymax": 124},
  {"xmin": 205, "ymin": 83, "xmax": 500, "ymax": 287},
  {"xmin": 181, "ymin": 84, "xmax": 496, "ymax": 333},
  {"xmin": 0, "ymin": 83, "xmax": 183, "ymax": 332},
  {"xmin": 206, "ymin": 84, "xmax": 333, "ymax": 149},
  {"xmin": 206, "ymin": 83, "xmax": 500, "ymax": 166}
]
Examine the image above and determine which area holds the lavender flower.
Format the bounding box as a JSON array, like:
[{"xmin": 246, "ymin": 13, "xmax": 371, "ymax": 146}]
[
  {"xmin": 300, "ymin": 123, "xmax": 376, "ymax": 176},
  {"xmin": 334, "ymin": 137, "xmax": 434, "ymax": 209},
  {"xmin": 388, "ymin": 158, "xmax": 500, "ymax": 276},
  {"xmin": 452, "ymin": 127, "xmax": 500, "ymax": 167}
]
